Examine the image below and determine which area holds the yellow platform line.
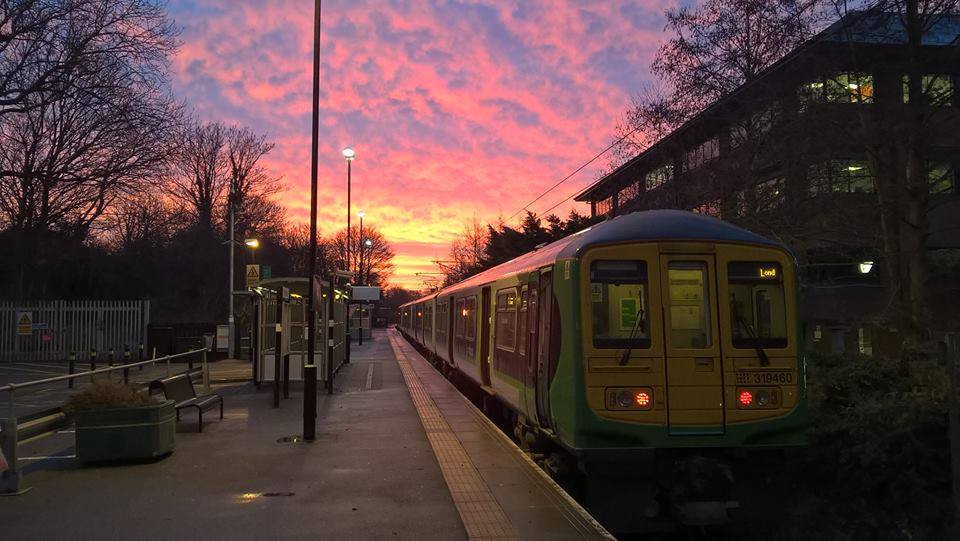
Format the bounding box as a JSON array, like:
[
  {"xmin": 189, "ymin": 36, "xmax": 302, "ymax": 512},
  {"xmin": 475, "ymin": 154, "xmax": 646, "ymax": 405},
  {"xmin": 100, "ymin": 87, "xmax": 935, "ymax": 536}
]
[{"xmin": 388, "ymin": 333, "xmax": 518, "ymax": 540}]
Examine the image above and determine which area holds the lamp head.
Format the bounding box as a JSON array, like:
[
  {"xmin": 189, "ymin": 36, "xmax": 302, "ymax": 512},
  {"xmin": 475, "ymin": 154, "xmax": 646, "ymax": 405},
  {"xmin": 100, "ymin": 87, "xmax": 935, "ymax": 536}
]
[
  {"xmin": 858, "ymin": 261, "xmax": 874, "ymax": 274},
  {"xmin": 357, "ymin": 210, "xmax": 365, "ymax": 218},
  {"xmin": 244, "ymin": 238, "xmax": 260, "ymax": 249},
  {"xmin": 364, "ymin": 239, "xmax": 373, "ymax": 247},
  {"xmin": 342, "ymin": 147, "xmax": 356, "ymax": 161}
]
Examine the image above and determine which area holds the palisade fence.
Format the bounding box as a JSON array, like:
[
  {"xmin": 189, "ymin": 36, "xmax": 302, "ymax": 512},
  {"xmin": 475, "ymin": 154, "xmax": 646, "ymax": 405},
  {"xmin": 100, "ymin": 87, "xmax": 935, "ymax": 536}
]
[{"xmin": 0, "ymin": 300, "xmax": 150, "ymax": 362}]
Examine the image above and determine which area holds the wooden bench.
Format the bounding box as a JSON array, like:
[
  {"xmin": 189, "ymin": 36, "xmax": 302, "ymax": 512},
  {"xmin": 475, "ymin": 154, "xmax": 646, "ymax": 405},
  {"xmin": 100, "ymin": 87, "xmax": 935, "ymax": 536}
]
[{"xmin": 150, "ymin": 373, "xmax": 223, "ymax": 432}]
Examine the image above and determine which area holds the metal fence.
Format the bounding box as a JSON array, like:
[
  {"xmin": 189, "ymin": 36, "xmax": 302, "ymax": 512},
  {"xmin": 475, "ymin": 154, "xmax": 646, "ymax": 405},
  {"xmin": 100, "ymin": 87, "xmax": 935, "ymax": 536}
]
[{"xmin": 0, "ymin": 300, "xmax": 150, "ymax": 362}]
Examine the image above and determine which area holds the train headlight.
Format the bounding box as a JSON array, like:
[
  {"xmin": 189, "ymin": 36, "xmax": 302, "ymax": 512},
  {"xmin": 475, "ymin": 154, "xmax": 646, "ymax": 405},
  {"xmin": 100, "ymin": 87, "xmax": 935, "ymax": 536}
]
[
  {"xmin": 756, "ymin": 390, "xmax": 769, "ymax": 406},
  {"xmin": 616, "ymin": 391, "xmax": 633, "ymax": 408},
  {"xmin": 609, "ymin": 387, "xmax": 654, "ymax": 410}
]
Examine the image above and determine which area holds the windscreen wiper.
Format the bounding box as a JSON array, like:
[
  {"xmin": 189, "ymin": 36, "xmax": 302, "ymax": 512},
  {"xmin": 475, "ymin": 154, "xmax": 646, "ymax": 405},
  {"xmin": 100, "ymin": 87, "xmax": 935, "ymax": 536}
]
[
  {"xmin": 731, "ymin": 297, "xmax": 771, "ymax": 367},
  {"xmin": 619, "ymin": 308, "xmax": 646, "ymax": 366}
]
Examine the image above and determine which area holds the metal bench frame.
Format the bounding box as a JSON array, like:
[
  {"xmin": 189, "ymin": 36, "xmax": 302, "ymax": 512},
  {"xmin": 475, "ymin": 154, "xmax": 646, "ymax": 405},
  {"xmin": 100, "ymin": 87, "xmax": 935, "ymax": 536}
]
[{"xmin": 151, "ymin": 373, "xmax": 223, "ymax": 432}]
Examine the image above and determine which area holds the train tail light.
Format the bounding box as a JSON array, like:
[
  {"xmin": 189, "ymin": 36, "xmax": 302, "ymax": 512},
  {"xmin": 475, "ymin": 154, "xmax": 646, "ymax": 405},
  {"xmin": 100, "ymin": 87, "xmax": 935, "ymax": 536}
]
[
  {"xmin": 610, "ymin": 388, "xmax": 654, "ymax": 410},
  {"xmin": 738, "ymin": 390, "xmax": 753, "ymax": 407},
  {"xmin": 634, "ymin": 390, "xmax": 651, "ymax": 409}
]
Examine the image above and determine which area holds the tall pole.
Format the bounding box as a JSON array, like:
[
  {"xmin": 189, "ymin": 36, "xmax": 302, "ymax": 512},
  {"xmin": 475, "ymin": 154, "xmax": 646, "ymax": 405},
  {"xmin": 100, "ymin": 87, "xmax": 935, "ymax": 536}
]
[
  {"xmin": 228, "ymin": 191, "xmax": 236, "ymax": 359},
  {"xmin": 345, "ymin": 157, "xmax": 352, "ymax": 351},
  {"xmin": 358, "ymin": 214, "xmax": 364, "ymax": 346},
  {"xmin": 303, "ymin": 0, "xmax": 322, "ymax": 441}
]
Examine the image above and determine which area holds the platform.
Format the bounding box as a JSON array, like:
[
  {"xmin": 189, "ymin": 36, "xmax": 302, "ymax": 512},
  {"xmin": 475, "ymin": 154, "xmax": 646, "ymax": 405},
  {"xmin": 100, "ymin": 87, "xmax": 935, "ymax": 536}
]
[{"xmin": 1, "ymin": 329, "xmax": 611, "ymax": 540}]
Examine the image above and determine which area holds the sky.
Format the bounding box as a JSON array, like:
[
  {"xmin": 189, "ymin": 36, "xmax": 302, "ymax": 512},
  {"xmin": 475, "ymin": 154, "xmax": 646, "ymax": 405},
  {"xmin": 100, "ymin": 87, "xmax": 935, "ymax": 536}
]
[{"xmin": 166, "ymin": 0, "xmax": 678, "ymax": 289}]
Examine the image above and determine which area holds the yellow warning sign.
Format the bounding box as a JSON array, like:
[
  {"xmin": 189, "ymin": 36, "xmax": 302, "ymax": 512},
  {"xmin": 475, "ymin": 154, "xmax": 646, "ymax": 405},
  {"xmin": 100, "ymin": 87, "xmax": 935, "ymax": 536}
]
[
  {"xmin": 246, "ymin": 264, "xmax": 260, "ymax": 287},
  {"xmin": 16, "ymin": 311, "xmax": 32, "ymax": 335}
]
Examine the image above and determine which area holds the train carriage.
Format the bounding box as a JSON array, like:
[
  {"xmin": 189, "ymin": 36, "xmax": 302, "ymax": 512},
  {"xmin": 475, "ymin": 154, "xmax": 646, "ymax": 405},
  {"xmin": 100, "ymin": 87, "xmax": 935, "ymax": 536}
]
[{"xmin": 399, "ymin": 210, "xmax": 806, "ymax": 522}]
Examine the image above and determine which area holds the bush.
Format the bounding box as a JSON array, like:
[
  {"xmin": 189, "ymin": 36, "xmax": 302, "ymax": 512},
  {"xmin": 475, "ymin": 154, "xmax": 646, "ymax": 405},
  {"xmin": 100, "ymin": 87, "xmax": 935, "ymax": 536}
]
[
  {"xmin": 65, "ymin": 380, "xmax": 160, "ymax": 412},
  {"xmin": 783, "ymin": 351, "xmax": 955, "ymax": 540}
]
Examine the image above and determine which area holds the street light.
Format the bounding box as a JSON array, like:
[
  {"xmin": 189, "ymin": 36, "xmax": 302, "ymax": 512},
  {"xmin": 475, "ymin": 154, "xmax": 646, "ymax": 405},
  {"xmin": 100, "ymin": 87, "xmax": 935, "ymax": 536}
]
[
  {"xmin": 343, "ymin": 147, "xmax": 355, "ymax": 279},
  {"xmin": 357, "ymin": 211, "xmax": 365, "ymax": 346},
  {"xmin": 304, "ymin": 0, "xmax": 322, "ymax": 441},
  {"xmin": 244, "ymin": 238, "xmax": 260, "ymax": 264},
  {"xmin": 859, "ymin": 261, "xmax": 874, "ymax": 274}
]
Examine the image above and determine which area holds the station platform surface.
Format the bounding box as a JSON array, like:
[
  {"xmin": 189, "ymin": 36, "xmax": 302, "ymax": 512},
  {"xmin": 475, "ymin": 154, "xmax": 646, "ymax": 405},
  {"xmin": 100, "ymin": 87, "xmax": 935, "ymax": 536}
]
[{"xmin": 1, "ymin": 329, "xmax": 611, "ymax": 540}]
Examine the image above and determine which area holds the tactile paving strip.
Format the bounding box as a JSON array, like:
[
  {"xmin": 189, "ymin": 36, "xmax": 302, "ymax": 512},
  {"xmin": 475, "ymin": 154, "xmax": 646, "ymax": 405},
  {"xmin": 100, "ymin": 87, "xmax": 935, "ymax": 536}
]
[{"xmin": 388, "ymin": 333, "xmax": 518, "ymax": 540}]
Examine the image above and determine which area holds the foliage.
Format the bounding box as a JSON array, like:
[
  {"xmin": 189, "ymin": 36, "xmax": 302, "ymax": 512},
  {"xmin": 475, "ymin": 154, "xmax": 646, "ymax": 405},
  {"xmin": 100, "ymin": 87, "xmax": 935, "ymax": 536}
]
[
  {"xmin": 782, "ymin": 351, "xmax": 955, "ymax": 540},
  {"xmin": 65, "ymin": 380, "xmax": 161, "ymax": 412}
]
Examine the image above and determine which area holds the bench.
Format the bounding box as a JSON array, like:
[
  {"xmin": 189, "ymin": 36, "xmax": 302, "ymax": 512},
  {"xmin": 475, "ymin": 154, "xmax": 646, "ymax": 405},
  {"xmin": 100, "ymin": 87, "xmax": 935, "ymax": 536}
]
[{"xmin": 150, "ymin": 373, "xmax": 223, "ymax": 432}]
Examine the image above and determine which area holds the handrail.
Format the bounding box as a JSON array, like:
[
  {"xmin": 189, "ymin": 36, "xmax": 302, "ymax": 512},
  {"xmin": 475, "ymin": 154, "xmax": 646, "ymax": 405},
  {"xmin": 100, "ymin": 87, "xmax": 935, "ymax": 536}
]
[{"xmin": 0, "ymin": 349, "xmax": 206, "ymax": 394}]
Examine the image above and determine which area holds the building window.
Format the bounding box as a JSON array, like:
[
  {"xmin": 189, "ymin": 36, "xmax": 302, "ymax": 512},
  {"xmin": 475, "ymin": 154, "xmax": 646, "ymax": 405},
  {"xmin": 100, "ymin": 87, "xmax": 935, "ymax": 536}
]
[
  {"xmin": 808, "ymin": 160, "xmax": 875, "ymax": 195},
  {"xmin": 800, "ymin": 73, "xmax": 874, "ymax": 104},
  {"xmin": 684, "ymin": 138, "xmax": 719, "ymax": 172},
  {"xmin": 495, "ymin": 288, "xmax": 518, "ymax": 351},
  {"xmin": 692, "ymin": 199, "xmax": 722, "ymax": 217},
  {"xmin": 595, "ymin": 196, "xmax": 613, "ymax": 216},
  {"xmin": 645, "ymin": 164, "xmax": 673, "ymax": 191},
  {"xmin": 620, "ymin": 179, "xmax": 643, "ymax": 206},
  {"xmin": 902, "ymin": 74, "xmax": 953, "ymax": 106},
  {"xmin": 857, "ymin": 326, "xmax": 873, "ymax": 357},
  {"xmin": 929, "ymin": 162, "xmax": 956, "ymax": 194},
  {"xmin": 730, "ymin": 105, "xmax": 778, "ymax": 149}
]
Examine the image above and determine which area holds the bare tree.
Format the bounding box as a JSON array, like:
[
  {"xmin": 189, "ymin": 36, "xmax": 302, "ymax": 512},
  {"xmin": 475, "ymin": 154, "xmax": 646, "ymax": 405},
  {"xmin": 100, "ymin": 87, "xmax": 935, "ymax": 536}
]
[
  {"xmin": 444, "ymin": 217, "xmax": 487, "ymax": 285},
  {"xmin": 0, "ymin": 0, "xmax": 178, "ymax": 117},
  {"xmin": 103, "ymin": 193, "xmax": 184, "ymax": 252},
  {"xmin": 167, "ymin": 121, "xmax": 228, "ymax": 230},
  {"xmin": 328, "ymin": 225, "xmax": 396, "ymax": 287},
  {"xmin": 225, "ymin": 126, "xmax": 283, "ymax": 238}
]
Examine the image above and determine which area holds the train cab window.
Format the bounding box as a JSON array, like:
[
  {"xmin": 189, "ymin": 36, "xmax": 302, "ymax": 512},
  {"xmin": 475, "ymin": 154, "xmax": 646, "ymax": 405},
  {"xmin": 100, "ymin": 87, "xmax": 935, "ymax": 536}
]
[
  {"xmin": 728, "ymin": 262, "xmax": 788, "ymax": 348},
  {"xmin": 495, "ymin": 289, "xmax": 518, "ymax": 351},
  {"xmin": 667, "ymin": 263, "xmax": 712, "ymax": 348},
  {"xmin": 590, "ymin": 260, "xmax": 651, "ymax": 349}
]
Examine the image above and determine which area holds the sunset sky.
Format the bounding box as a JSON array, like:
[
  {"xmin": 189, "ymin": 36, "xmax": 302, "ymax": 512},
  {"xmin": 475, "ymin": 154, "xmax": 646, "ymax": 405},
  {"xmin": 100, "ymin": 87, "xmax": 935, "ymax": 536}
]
[{"xmin": 167, "ymin": 1, "xmax": 678, "ymax": 289}]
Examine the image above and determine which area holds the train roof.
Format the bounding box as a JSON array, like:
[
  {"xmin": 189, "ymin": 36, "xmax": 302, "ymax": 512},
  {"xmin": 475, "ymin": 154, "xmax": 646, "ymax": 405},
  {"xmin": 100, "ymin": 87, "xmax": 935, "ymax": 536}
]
[{"xmin": 403, "ymin": 210, "xmax": 782, "ymax": 306}]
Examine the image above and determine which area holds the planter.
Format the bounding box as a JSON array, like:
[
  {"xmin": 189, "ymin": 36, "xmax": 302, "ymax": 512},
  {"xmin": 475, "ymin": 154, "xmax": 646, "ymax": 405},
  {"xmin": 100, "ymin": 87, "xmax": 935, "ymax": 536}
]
[{"xmin": 75, "ymin": 400, "xmax": 175, "ymax": 464}]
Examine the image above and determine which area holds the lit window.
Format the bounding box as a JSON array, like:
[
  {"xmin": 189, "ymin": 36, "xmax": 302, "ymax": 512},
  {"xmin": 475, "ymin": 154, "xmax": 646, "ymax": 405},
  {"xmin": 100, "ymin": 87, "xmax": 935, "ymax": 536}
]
[
  {"xmin": 800, "ymin": 74, "xmax": 874, "ymax": 104},
  {"xmin": 495, "ymin": 289, "xmax": 518, "ymax": 351},
  {"xmin": 902, "ymin": 74, "xmax": 954, "ymax": 106},
  {"xmin": 595, "ymin": 196, "xmax": 613, "ymax": 216},
  {"xmin": 807, "ymin": 160, "xmax": 874, "ymax": 195},
  {"xmin": 692, "ymin": 200, "xmax": 722, "ymax": 218},
  {"xmin": 645, "ymin": 164, "xmax": 673, "ymax": 191}
]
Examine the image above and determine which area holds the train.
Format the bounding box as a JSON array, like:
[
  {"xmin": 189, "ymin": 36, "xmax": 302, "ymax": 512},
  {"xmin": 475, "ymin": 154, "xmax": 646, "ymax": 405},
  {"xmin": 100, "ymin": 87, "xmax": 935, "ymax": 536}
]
[{"xmin": 398, "ymin": 209, "xmax": 806, "ymax": 527}]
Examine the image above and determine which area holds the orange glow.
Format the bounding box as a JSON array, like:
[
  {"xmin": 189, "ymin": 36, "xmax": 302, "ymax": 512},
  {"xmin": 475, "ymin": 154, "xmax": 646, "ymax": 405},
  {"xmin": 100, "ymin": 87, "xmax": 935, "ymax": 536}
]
[{"xmin": 634, "ymin": 391, "xmax": 651, "ymax": 408}]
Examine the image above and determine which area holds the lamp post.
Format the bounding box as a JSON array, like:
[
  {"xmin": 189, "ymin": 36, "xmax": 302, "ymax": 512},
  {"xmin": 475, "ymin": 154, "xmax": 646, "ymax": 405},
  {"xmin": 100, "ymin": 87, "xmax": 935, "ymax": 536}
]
[
  {"xmin": 303, "ymin": 0, "xmax": 322, "ymax": 442},
  {"xmin": 227, "ymin": 188, "xmax": 237, "ymax": 360},
  {"xmin": 357, "ymin": 211, "xmax": 365, "ymax": 346},
  {"xmin": 342, "ymin": 147, "xmax": 355, "ymax": 274}
]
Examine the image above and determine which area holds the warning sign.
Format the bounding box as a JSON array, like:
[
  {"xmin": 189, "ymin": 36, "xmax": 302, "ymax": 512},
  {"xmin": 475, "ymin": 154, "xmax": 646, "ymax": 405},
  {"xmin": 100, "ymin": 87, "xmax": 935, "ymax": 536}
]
[
  {"xmin": 245, "ymin": 264, "xmax": 260, "ymax": 287},
  {"xmin": 16, "ymin": 311, "xmax": 32, "ymax": 335}
]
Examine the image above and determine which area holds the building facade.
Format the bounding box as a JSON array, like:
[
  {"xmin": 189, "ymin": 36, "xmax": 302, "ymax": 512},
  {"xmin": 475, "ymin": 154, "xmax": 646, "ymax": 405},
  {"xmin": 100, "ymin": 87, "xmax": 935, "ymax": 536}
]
[{"xmin": 576, "ymin": 12, "xmax": 960, "ymax": 355}]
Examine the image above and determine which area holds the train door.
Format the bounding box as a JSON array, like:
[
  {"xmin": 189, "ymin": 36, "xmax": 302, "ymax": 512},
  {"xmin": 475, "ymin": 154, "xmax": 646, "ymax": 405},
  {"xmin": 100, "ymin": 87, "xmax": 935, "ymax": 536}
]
[
  {"xmin": 448, "ymin": 298, "xmax": 455, "ymax": 363},
  {"xmin": 480, "ymin": 287, "xmax": 492, "ymax": 386},
  {"xmin": 659, "ymin": 255, "xmax": 725, "ymax": 435},
  {"xmin": 535, "ymin": 271, "xmax": 553, "ymax": 429},
  {"xmin": 523, "ymin": 277, "xmax": 540, "ymax": 421}
]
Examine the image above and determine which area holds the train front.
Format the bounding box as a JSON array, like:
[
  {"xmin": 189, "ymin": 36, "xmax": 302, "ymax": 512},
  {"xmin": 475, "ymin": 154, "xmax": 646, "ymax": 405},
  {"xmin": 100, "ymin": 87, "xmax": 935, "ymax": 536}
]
[{"xmin": 556, "ymin": 239, "xmax": 807, "ymax": 526}]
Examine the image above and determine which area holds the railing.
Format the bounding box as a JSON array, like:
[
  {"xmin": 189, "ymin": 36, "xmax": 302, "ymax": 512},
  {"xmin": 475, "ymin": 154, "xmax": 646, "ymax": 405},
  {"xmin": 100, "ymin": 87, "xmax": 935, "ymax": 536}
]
[{"xmin": 0, "ymin": 348, "xmax": 207, "ymax": 495}]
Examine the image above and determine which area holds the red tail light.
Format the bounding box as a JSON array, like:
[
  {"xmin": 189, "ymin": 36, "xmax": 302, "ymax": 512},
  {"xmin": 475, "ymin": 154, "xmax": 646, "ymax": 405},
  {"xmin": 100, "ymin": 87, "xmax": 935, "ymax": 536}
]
[
  {"xmin": 738, "ymin": 390, "xmax": 753, "ymax": 406},
  {"xmin": 634, "ymin": 391, "xmax": 651, "ymax": 408}
]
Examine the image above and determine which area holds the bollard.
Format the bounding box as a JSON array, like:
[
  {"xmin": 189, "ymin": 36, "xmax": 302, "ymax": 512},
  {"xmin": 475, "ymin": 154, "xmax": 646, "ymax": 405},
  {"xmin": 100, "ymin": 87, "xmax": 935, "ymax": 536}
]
[
  {"xmin": 138, "ymin": 343, "xmax": 144, "ymax": 371},
  {"xmin": 202, "ymin": 349, "xmax": 210, "ymax": 392},
  {"xmin": 123, "ymin": 346, "xmax": 131, "ymax": 384},
  {"xmin": 90, "ymin": 349, "xmax": 97, "ymax": 383},
  {"xmin": 282, "ymin": 353, "xmax": 290, "ymax": 399},
  {"xmin": 68, "ymin": 351, "xmax": 76, "ymax": 389},
  {"xmin": 188, "ymin": 350, "xmax": 194, "ymax": 371}
]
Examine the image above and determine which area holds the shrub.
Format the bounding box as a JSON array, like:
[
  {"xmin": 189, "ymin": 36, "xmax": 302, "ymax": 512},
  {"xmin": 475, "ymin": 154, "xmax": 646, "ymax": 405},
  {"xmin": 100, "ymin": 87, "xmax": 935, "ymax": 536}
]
[
  {"xmin": 65, "ymin": 380, "xmax": 160, "ymax": 412},
  {"xmin": 782, "ymin": 351, "xmax": 955, "ymax": 540}
]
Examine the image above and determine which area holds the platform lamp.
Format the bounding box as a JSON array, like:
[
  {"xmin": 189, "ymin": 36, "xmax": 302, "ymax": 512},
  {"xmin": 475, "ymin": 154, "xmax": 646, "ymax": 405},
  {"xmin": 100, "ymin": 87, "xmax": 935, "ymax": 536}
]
[
  {"xmin": 244, "ymin": 238, "xmax": 260, "ymax": 264},
  {"xmin": 357, "ymin": 211, "xmax": 365, "ymax": 346}
]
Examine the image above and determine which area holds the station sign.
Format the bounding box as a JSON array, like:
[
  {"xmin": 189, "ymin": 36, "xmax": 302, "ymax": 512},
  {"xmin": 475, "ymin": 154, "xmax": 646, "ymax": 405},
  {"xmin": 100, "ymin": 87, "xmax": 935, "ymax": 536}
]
[{"xmin": 246, "ymin": 264, "xmax": 260, "ymax": 286}]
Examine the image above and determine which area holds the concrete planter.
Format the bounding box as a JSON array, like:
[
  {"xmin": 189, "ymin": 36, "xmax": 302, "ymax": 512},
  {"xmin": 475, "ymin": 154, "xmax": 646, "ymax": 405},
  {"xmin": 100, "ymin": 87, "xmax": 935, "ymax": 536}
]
[{"xmin": 75, "ymin": 400, "xmax": 175, "ymax": 464}]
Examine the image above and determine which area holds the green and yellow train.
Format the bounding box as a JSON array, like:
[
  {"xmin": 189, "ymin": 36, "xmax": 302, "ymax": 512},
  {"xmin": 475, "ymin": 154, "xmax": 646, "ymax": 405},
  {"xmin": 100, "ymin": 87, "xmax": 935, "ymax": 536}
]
[{"xmin": 398, "ymin": 210, "xmax": 805, "ymax": 525}]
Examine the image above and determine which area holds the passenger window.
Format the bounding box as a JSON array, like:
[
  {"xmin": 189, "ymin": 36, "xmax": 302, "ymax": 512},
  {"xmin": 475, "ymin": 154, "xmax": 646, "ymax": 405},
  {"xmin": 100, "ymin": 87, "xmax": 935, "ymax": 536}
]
[
  {"xmin": 728, "ymin": 262, "xmax": 788, "ymax": 348},
  {"xmin": 518, "ymin": 287, "xmax": 529, "ymax": 355},
  {"xmin": 495, "ymin": 289, "xmax": 518, "ymax": 351},
  {"xmin": 464, "ymin": 296, "xmax": 477, "ymax": 340},
  {"xmin": 590, "ymin": 260, "xmax": 650, "ymax": 349},
  {"xmin": 667, "ymin": 263, "xmax": 711, "ymax": 348}
]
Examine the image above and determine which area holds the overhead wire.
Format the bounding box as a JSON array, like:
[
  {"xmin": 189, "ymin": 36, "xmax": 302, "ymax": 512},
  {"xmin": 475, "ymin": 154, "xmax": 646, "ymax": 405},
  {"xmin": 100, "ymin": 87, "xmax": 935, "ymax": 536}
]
[{"xmin": 505, "ymin": 124, "xmax": 642, "ymax": 223}]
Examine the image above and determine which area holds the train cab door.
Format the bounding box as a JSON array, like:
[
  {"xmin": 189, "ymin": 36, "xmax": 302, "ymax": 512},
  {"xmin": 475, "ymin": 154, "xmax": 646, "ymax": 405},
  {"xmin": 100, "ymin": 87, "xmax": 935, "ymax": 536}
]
[
  {"xmin": 535, "ymin": 271, "xmax": 553, "ymax": 430},
  {"xmin": 523, "ymin": 277, "xmax": 540, "ymax": 423},
  {"xmin": 659, "ymin": 255, "xmax": 725, "ymax": 435},
  {"xmin": 480, "ymin": 287, "xmax": 492, "ymax": 387}
]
